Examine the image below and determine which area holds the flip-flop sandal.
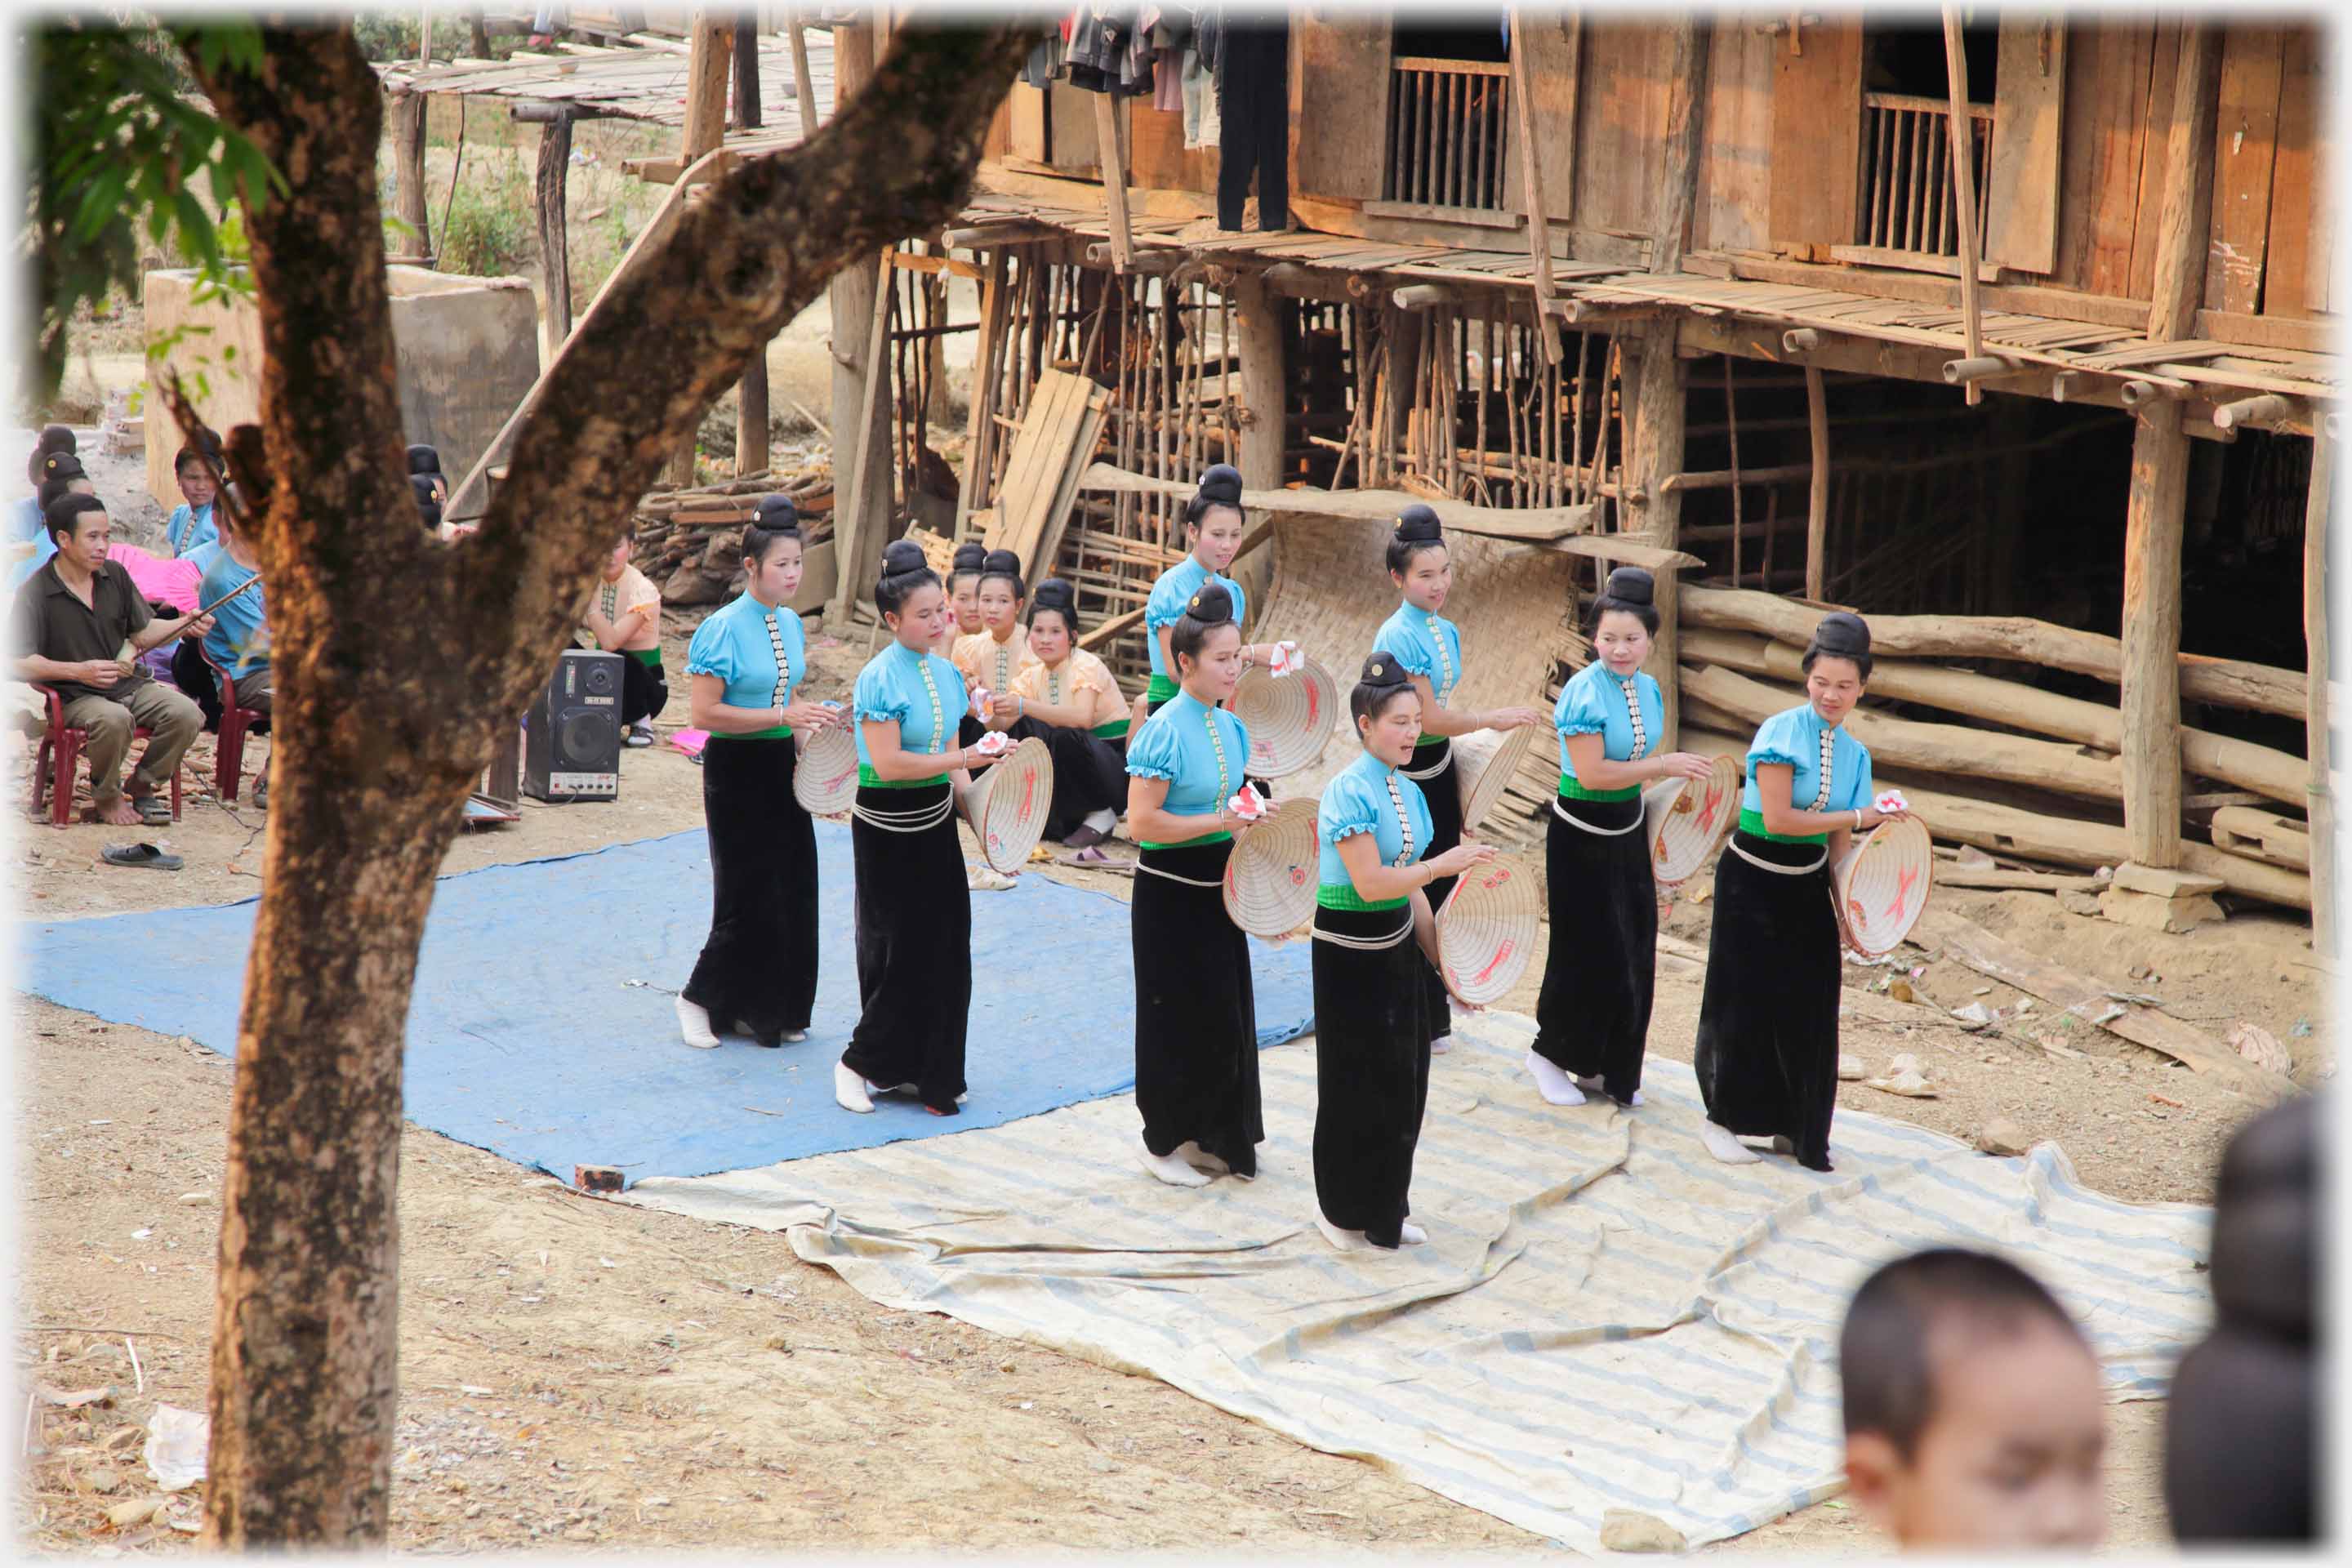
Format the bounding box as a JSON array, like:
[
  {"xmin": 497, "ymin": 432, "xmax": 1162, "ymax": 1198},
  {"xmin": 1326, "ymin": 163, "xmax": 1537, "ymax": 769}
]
[
  {"xmin": 1071, "ymin": 845, "xmax": 1111, "ymax": 864},
  {"xmin": 101, "ymin": 842, "xmax": 183, "ymax": 871},
  {"xmin": 131, "ymin": 795, "xmax": 172, "ymax": 826}
]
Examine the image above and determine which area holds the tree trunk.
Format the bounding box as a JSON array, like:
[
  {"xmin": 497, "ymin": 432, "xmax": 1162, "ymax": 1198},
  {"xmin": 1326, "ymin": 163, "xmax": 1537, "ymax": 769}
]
[{"xmin": 181, "ymin": 17, "xmax": 1031, "ymax": 1547}]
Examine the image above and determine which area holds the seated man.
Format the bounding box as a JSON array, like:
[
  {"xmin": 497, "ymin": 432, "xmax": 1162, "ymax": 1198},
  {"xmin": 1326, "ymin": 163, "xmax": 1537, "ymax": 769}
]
[
  {"xmin": 197, "ymin": 496, "xmax": 274, "ymax": 806},
  {"xmin": 578, "ymin": 528, "xmax": 666, "ymax": 746},
  {"xmin": 13, "ymin": 494, "xmax": 212, "ymax": 827}
]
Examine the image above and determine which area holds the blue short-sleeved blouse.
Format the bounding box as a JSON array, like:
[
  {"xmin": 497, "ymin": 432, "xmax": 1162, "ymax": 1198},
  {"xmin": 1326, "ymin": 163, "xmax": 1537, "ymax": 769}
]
[
  {"xmin": 1374, "ymin": 601, "xmax": 1463, "ymax": 731},
  {"xmin": 1554, "ymin": 660, "xmax": 1664, "ymax": 798},
  {"xmin": 1125, "ymin": 688, "xmax": 1250, "ymax": 840},
  {"xmin": 1143, "ymin": 555, "xmax": 1246, "ymax": 679},
  {"xmin": 685, "ymin": 591, "xmax": 807, "ymax": 740},
  {"xmin": 1316, "ymin": 750, "xmax": 1432, "ymax": 907},
  {"xmin": 852, "ymin": 638, "xmax": 967, "ymax": 781},
  {"xmin": 1740, "ymin": 702, "xmax": 1874, "ymax": 844},
  {"xmin": 167, "ymin": 502, "xmax": 218, "ymax": 559}
]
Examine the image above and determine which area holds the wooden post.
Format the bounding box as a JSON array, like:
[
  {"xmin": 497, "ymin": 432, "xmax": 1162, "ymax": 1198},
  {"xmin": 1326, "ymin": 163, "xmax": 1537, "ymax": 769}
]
[
  {"xmin": 1629, "ymin": 18, "xmax": 1712, "ymax": 748},
  {"xmin": 2305, "ymin": 428, "xmax": 2337, "ymax": 954},
  {"xmin": 390, "ymin": 87, "xmax": 431, "ymax": 261},
  {"xmin": 664, "ymin": 10, "xmax": 737, "ymax": 484},
  {"xmin": 531, "ymin": 110, "xmax": 575, "ymax": 368},
  {"xmin": 821, "ymin": 18, "xmax": 881, "ymax": 621},
  {"xmin": 732, "ymin": 14, "xmax": 768, "ymax": 477},
  {"xmin": 2120, "ymin": 23, "xmax": 2222, "ymax": 871},
  {"xmin": 1940, "ymin": 5, "xmax": 1985, "ymax": 407},
  {"xmin": 1383, "ymin": 303, "xmax": 1423, "ymax": 488},
  {"xmin": 785, "ymin": 7, "xmax": 819, "ymax": 139},
  {"xmin": 826, "ymin": 249, "xmax": 897, "ymax": 625},
  {"xmin": 1505, "ymin": 4, "xmax": 1561, "ymax": 365},
  {"xmin": 1094, "ymin": 92, "xmax": 1134, "ymax": 271},
  {"xmin": 466, "ymin": 2, "xmax": 488, "ymax": 59},
  {"xmin": 1231, "ymin": 271, "xmax": 1287, "ymax": 633},
  {"xmin": 1802, "ymin": 363, "xmax": 1829, "ymax": 599}
]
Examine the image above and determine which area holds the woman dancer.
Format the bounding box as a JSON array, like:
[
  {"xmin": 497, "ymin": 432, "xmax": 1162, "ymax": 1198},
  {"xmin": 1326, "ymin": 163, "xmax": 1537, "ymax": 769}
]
[
  {"xmin": 676, "ymin": 503, "xmax": 845, "ymax": 1049},
  {"xmin": 1124, "ymin": 582, "xmax": 1263, "ymax": 1186},
  {"xmin": 836, "ymin": 539, "xmax": 990, "ymax": 1116},
  {"xmin": 1000, "ymin": 577, "xmax": 1130, "ymax": 853},
  {"xmin": 1525, "ymin": 568, "xmax": 1713, "ymax": 1107},
  {"xmin": 1372, "ymin": 504, "xmax": 1542, "ymax": 1055},
  {"xmin": 1695, "ymin": 612, "xmax": 1903, "ymax": 1171},
  {"xmin": 1312, "ymin": 652, "xmax": 1494, "ymax": 1250},
  {"xmin": 946, "ymin": 539, "xmax": 988, "ymax": 640},
  {"xmin": 1141, "ymin": 464, "xmax": 1285, "ymax": 717}
]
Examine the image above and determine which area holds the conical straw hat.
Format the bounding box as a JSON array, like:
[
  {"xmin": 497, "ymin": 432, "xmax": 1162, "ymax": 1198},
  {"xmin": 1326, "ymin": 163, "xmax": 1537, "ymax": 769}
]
[
  {"xmin": 973, "ymin": 735, "xmax": 1055, "ymax": 874},
  {"xmin": 1436, "ymin": 852, "xmax": 1539, "ymax": 1007},
  {"xmin": 1452, "ymin": 719, "xmax": 1543, "ymax": 834},
  {"xmin": 791, "ymin": 714, "xmax": 861, "ymax": 817},
  {"xmin": 1644, "ymin": 752, "xmax": 1742, "ymax": 889},
  {"xmin": 1231, "ymin": 656, "xmax": 1339, "ymax": 778},
  {"xmin": 1221, "ymin": 797, "xmax": 1319, "ymax": 938},
  {"xmin": 1833, "ymin": 814, "xmax": 1934, "ymax": 956}
]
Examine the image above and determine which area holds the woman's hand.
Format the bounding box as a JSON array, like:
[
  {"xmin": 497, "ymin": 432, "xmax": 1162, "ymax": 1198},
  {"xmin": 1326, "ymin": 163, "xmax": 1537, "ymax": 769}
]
[
  {"xmin": 1485, "ymin": 706, "xmax": 1544, "ymax": 732},
  {"xmin": 1427, "ymin": 841, "xmax": 1496, "ymax": 880},
  {"xmin": 1655, "ymin": 751, "xmax": 1715, "ymax": 782},
  {"xmin": 779, "ymin": 700, "xmax": 840, "ymax": 731}
]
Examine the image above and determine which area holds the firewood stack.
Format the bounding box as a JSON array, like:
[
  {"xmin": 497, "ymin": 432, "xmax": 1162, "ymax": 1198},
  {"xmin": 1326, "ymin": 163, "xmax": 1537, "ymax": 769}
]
[{"xmin": 630, "ymin": 466, "xmax": 834, "ymax": 607}]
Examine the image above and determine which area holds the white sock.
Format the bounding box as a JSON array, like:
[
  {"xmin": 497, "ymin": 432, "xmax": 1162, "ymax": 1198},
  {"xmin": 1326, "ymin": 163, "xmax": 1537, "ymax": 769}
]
[
  {"xmin": 956, "ymin": 1091, "xmax": 969, "ymax": 1105},
  {"xmin": 1175, "ymin": 1139, "xmax": 1229, "ymax": 1174},
  {"xmin": 1138, "ymin": 1138, "xmax": 1210, "ymax": 1187},
  {"xmin": 1769, "ymin": 1134, "xmax": 1795, "ymax": 1155},
  {"xmin": 675, "ymin": 996, "xmax": 719, "ymax": 1049},
  {"xmin": 1526, "ymin": 1049, "xmax": 1588, "ymax": 1106},
  {"xmin": 782, "ymin": 1029, "xmax": 808, "ymax": 1044},
  {"xmin": 1082, "ymin": 807, "xmax": 1116, "ymax": 834},
  {"xmin": 833, "ymin": 1060, "xmax": 874, "ymax": 1114},
  {"xmin": 1315, "ymin": 1213, "xmax": 1368, "ymax": 1250},
  {"xmin": 1398, "ymin": 1221, "xmax": 1428, "ymax": 1246},
  {"xmin": 1429, "ymin": 1034, "xmax": 1453, "ymax": 1056},
  {"xmin": 1699, "ymin": 1120, "xmax": 1762, "ymax": 1165}
]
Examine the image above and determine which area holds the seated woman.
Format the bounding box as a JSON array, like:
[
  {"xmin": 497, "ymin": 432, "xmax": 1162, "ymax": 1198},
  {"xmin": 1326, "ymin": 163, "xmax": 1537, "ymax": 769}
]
[
  {"xmin": 951, "ymin": 549, "xmax": 1038, "ymax": 761},
  {"xmin": 946, "ymin": 539, "xmax": 988, "ymax": 641},
  {"xmin": 993, "ymin": 577, "xmax": 1130, "ymax": 856}
]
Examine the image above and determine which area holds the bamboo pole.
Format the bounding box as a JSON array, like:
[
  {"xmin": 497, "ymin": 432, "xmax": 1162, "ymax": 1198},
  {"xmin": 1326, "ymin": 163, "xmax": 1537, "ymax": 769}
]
[
  {"xmin": 1803, "ymin": 363, "xmax": 1830, "ymax": 597},
  {"xmin": 1940, "ymin": 5, "xmax": 1985, "ymax": 408},
  {"xmin": 2306, "ymin": 427, "xmax": 2337, "ymax": 949}
]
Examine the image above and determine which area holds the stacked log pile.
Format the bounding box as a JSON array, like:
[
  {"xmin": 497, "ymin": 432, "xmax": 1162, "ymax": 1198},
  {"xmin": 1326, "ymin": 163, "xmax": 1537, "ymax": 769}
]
[
  {"xmin": 631, "ymin": 466, "xmax": 834, "ymax": 608},
  {"xmin": 1673, "ymin": 587, "xmax": 2314, "ymax": 911}
]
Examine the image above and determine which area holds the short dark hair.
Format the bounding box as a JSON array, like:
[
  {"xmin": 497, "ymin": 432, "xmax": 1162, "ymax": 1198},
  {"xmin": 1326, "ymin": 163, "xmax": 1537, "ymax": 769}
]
[
  {"xmin": 1840, "ymin": 1249, "xmax": 2086, "ymax": 1460},
  {"xmin": 44, "ymin": 492, "xmax": 106, "ymax": 545},
  {"xmin": 174, "ymin": 430, "xmax": 225, "ymax": 481}
]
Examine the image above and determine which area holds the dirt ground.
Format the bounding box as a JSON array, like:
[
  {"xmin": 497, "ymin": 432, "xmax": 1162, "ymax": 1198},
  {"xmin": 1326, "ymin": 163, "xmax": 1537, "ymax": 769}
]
[{"xmin": 13, "ymin": 583, "xmax": 2327, "ymax": 1557}]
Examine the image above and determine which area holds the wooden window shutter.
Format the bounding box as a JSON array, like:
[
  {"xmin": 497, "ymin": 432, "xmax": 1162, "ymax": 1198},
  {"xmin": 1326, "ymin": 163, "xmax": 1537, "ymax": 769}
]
[
  {"xmin": 1008, "ymin": 82, "xmax": 1048, "ymax": 164},
  {"xmin": 1983, "ymin": 15, "xmax": 2069, "ymax": 274},
  {"xmin": 1766, "ymin": 20, "xmax": 1864, "ymax": 259},
  {"xmin": 1046, "ymin": 78, "xmax": 1099, "ymax": 174},
  {"xmin": 1503, "ymin": 12, "xmax": 1581, "ymax": 234},
  {"xmin": 1292, "ymin": 5, "xmax": 1393, "ymax": 203}
]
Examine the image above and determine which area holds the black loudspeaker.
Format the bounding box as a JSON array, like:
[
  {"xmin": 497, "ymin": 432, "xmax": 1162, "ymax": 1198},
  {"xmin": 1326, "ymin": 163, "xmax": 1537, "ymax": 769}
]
[{"xmin": 523, "ymin": 648, "xmax": 623, "ymax": 802}]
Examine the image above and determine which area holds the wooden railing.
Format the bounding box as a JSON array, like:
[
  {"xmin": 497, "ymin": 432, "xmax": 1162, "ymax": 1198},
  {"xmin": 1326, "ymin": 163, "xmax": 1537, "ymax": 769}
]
[
  {"xmin": 1856, "ymin": 92, "xmax": 1995, "ymax": 258},
  {"xmin": 1384, "ymin": 56, "xmax": 1512, "ymax": 212}
]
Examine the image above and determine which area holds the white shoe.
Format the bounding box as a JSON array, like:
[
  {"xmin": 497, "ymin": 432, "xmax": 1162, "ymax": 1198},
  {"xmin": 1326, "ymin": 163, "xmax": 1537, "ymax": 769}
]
[
  {"xmin": 1429, "ymin": 1034, "xmax": 1453, "ymax": 1056},
  {"xmin": 1139, "ymin": 1139, "xmax": 1210, "ymax": 1187},
  {"xmin": 834, "ymin": 1060, "xmax": 875, "ymax": 1113},
  {"xmin": 1314, "ymin": 1213, "xmax": 1368, "ymax": 1250},
  {"xmin": 1526, "ymin": 1049, "xmax": 1588, "ymax": 1106},
  {"xmin": 1699, "ymin": 1120, "xmax": 1762, "ymax": 1165},
  {"xmin": 1175, "ymin": 1139, "xmax": 1229, "ymax": 1174},
  {"xmin": 1398, "ymin": 1221, "xmax": 1428, "ymax": 1246},
  {"xmin": 956, "ymin": 1091, "xmax": 969, "ymax": 1105},
  {"xmin": 675, "ymin": 996, "xmax": 719, "ymax": 1049},
  {"xmin": 782, "ymin": 1028, "xmax": 809, "ymax": 1044}
]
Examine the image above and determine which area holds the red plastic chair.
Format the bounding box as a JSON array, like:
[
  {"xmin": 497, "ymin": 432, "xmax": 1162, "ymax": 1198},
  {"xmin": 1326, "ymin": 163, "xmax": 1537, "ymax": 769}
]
[
  {"xmin": 28, "ymin": 684, "xmax": 185, "ymax": 827},
  {"xmin": 195, "ymin": 646, "xmax": 267, "ymax": 803}
]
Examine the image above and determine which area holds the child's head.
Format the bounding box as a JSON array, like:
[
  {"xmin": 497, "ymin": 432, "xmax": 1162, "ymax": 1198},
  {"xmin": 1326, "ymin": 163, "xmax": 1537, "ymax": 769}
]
[{"xmin": 1840, "ymin": 1249, "xmax": 2105, "ymax": 1550}]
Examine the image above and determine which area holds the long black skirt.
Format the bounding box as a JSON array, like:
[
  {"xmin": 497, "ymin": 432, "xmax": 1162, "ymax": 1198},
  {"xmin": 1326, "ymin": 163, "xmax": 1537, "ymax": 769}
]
[
  {"xmin": 1012, "ymin": 719, "xmax": 1128, "ymax": 840},
  {"xmin": 1131, "ymin": 837, "xmax": 1263, "ymax": 1174},
  {"xmin": 1401, "ymin": 739, "xmax": 1460, "ymax": 1045},
  {"xmin": 841, "ymin": 782, "xmax": 970, "ymax": 1113},
  {"xmin": 1311, "ymin": 903, "xmax": 1432, "ymax": 1248},
  {"xmin": 1694, "ymin": 831, "xmax": 1840, "ymax": 1170},
  {"xmin": 1530, "ymin": 792, "xmax": 1657, "ymax": 1102},
  {"xmin": 682, "ymin": 736, "xmax": 819, "ymax": 1043}
]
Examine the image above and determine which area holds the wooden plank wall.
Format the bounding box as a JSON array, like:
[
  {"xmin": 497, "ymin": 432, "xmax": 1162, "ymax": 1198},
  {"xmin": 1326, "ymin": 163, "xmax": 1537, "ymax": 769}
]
[
  {"xmin": 2206, "ymin": 23, "xmax": 2287, "ymax": 316},
  {"xmin": 1291, "ymin": 6, "xmax": 1391, "ymax": 204},
  {"xmin": 1764, "ymin": 17, "xmax": 1864, "ymax": 258},
  {"xmin": 2051, "ymin": 18, "xmax": 2175, "ymax": 300},
  {"xmin": 1695, "ymin": 10, "xmax": 1777, "ymax": 255},
  {"xmin": 2260, "ymin": 27, "xmax": 2328, "ymax": 318},
  {"xmin": 1573, "ymin": 23, "xmax": 1668, "ymax": 235}
]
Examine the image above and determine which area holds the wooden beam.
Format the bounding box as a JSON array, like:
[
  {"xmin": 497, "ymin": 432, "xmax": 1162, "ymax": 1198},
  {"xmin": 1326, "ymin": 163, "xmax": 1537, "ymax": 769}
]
[
  {"xmin": 1075, "ymin": 462, "xmax": 1616, "ymax": 546},
  {"xmin": 1941, "ymin": 5, "xmax": 1986, "ymax": 407},
  {"xmin": 664, "ymin": 9, "xmax": 735, "ymax": 487},
  {"xmin": 1094, "ymin": 91, "xmax": 1133, "ymax": 272},
  {"xmin": 821, "ymin": 18, "xmax": 880, "ymax": 621},
  {"xmin": 390, "ymin": 87, "xmax": 431, "ymax": 262},
  {"xmin": 827, "ymin": 248, "xmax": 897, "ymax": 624},
  {"xmin": 532, "ymin": 109, "xmax": 575, "ymax": 363},
  {"xmin": 1506, "ymin": 4, "xmax": 1561, "ymax": 365},
  {"xmin": 731, "ymin": 11, "xmax": 760, "ymax": 129},
  {"xmin": 1231, "ymin": 270, "xmax": 1287, "ymax": 630},
  {"xmin": 2307, "ymin": 425, "xmax": 2338, "ymax": 955},
  {"xmin": 1803, "ymin": 364, "xmax": 1829, "ymax": 598},
  {"xmin": 2121, "ymin": 22, "xmax": 2223, "ymax": 871},
  {"xmin": 785, "ymin": 7, "xmax": 820, "ymax": 139}
]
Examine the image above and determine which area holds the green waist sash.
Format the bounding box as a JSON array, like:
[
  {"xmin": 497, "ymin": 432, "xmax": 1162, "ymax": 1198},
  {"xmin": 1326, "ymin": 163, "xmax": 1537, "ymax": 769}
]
[
  {"xmin": 859, "ymin": 764, "xmax": 948, "ymax": 790},
  {"xmin": 1144, "ymin": 672, "xmax": 1180, "ymax": 705},
  {"xmin": 1557, "ymin": 773, "xmax": 1641, "ymax": 803},
  {"xmin": 1094, "ymin": 718, "xmax": 1130, "ymax": 741},
  {"xmin": 1316, "ymin": 884, "xmax": 1407, "ymax": 912},
  {"xmin": 1737, "ymin": 806, "xmax": 1827, "ymax": 846},
  {"xmin": 716, "ymin": 725, "xmax": 791, "ymax": 741},
  {"xmin": 627, "ymin": 647, "xmax": 663, "ymax": 668},
  {"xmin": 1139, "ymin": 826, "xmax": 1231, "ymax": 851}
]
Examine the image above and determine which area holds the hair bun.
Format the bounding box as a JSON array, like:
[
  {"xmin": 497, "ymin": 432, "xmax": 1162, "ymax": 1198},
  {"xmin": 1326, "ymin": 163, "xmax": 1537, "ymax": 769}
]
[
  {"xmin": 406, "ymin": 443, "xmax": 443, "ymax": 476},
  {"xmin": 1602, "ymin": 566, "xmax": 1654, "ymax": 606},
  {"xmin": 981, "ymin": 548, "xmax": 1022, "ymax": 577},
  {"xmin": 1811, "ymin": 611, "xmax": 1872, "ymax": 657},
  {"xmin": 1195, "ymin": 463, "xmax": 1244, "ymax": 506},
  {"xmin": 880, "ymin": 538, "xmax": 929, "ymax": 578},
  {"xmin": 1392, "ymin": 504, "xmax": 1443, "ymax": 544},
  {"xmin": 1032, "ymin": 577, "xmax": 1077, "ymax": 612},
  {"xmin": 752, "ymin": 493, "xmax": 800, "ymax": 532},
  {"xmin": 38, "ymin": 425, "xmax": 76, "ymax": 457},
  {"xmin": 951, "ymin": 540, "xmax": 988, "ymax": 571},
  {"xmin": 1359, "ymin": 648, "xmax": 1411, "ymax": 689},
  {"xmin": 41, "ymin": 452, "xmax": 85, "ymax": 483},
  {"xmin": 1183, "ymin": 581, "xmax": 1235, "ymax": 625}
]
